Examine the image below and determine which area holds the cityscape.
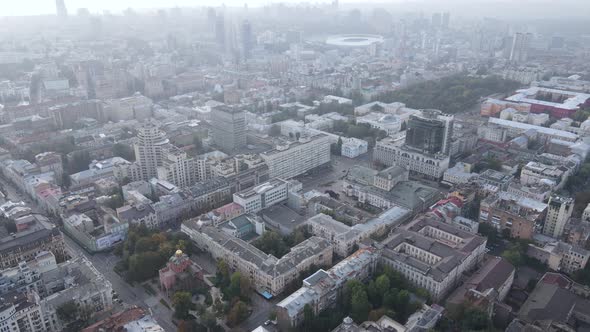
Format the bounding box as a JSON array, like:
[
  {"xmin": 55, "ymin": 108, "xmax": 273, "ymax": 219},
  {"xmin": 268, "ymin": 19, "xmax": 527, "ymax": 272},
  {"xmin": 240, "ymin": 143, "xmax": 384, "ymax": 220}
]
[{"xmin": 0, "ymin": 0, "xmax": 590, "ymax": 331}]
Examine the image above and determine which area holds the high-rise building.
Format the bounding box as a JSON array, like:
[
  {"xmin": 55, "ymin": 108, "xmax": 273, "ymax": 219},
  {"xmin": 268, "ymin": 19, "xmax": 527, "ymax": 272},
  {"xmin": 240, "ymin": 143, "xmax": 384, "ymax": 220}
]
[
  {"xmin": 442, "ymin": 12, "xmax": 450, "ymax": 28},
  {"xmin": 210, "ymin": 105, "xmax": 246, "ymax": 153},
  {"xmin": 157, "ymin": 147, "xmax": 197, "ymax": 189},
  {"xmin": 543, "ymin": 195, "xmax": 574, "ymax": 238},
  {"xmin": 134, "ymin": 121, "xmax": 169, "ymax": 180},
  {"xmin": 207, "ymin": 7, "xmax": 217, "ymax": 35},
  {"xmin": 56, "ymin": 0, "xmax": 68, "ymax": 18},
  {"xmin": 260, "ymin": 133, "xmax": 331, "ymax": 180},
  {"xmin": 431, "ymin": 13, "xmax": 442, "ymax": 28},
  {"xmin": 240, "ymin": 20, "xmax": 253, "ymax": 61},
  {"xmin": 405, "ymin": 109, "xmax": 454, "ymax": 155},
  {"xmin": 215, "ymin": 14, "xmax": 226, "ymax": 49},
  {"xmin": 509, "ymin": 32, "xmax": 532, "ymax": 63}
]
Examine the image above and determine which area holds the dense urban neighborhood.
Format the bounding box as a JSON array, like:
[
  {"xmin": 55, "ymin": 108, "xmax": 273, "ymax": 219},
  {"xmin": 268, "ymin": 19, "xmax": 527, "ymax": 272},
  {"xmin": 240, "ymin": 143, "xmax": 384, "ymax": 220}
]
[{"xmin": 0, "ymin": 1, "xmax": 590, "ymax": 331}]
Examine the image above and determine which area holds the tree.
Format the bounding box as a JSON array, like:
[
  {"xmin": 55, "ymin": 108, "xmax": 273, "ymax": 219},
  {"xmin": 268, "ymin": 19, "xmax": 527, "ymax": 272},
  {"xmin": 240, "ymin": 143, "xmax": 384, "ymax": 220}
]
[
  {"xmin": 56, "ymin": 301, "xmax": 78, "ymax": 322},
  {"xmin": 478, "ymin": 222, "xmax": 499, "ymax": 245},
  {"xmin": 68, "ymin": 150, "xmax": 91, "ymax": 173},
  {"xmin": 375, "ymin": 275, "xmax": 390, "ymax": 296},
  {"xmin": 303, "ymin": 303, "xmax": 315, "ymax": 329},
  {"xmin": 252, "ymin": 231, "xmax": 289, "ymax": 258},
  {"xmin": 112, "ymin": 143, "xmax": 135, "ymax": 161},
  {"xmin": 177, "ymin": 320, "xmax": 204, "ymax": 332},
  {"xmin": 216, "ymin": 259, "xmax": 230, "ymax": 287},
  {"xmin": 201, "ymin": 311, "xmax": 217, "ymax": 329},
  {"xmin": 462, "ymin": 308, "xmax": 490, "ymax": 331},
  {"xmin": 226, "ymin": 301, "xmax": 249, "ymax": 326},
  {"xmin": 172, "ymin": 291, "xmax": 193, "ymax": 319},
  {"xmin": 350, "ymin": 289, "xmax": 370, "ymax": 323}
]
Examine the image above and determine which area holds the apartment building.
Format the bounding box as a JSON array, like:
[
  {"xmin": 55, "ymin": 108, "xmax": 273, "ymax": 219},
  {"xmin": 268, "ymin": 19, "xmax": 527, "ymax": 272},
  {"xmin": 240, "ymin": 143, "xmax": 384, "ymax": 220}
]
[
  {"xmin": 479, "ymin": 192, "xmax": 547, "ymax": 239},
  {"xmin": 276, "ymin": 248, "xmax": 379, "ymax": 329},
  {"xmin": 543, "ymin": 194, "xmax": 574, "ymax": 239}
]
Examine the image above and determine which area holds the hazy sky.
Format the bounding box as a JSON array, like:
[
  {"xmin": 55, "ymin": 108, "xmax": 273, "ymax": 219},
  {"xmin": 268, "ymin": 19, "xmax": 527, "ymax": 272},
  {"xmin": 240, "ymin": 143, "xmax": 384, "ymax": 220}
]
[
  {"xmin": 3, "ymin": 0, "xmax": 335, "ymax": 16},
  {"xmin": 1, "ymin": 0, "xmax": 589, "ymax": 17}
]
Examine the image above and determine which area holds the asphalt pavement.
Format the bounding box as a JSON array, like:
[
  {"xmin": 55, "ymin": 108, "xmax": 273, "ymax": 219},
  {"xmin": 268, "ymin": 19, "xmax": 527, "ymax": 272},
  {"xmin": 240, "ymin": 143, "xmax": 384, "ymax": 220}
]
[{"xmin": 0, "ymin": 175, "xmax": 177, "ymax": 332}]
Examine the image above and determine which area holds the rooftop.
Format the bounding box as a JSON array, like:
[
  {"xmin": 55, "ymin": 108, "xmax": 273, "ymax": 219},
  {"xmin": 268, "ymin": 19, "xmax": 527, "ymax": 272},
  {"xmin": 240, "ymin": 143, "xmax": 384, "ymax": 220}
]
[{"xmin": 506, "ymin": 86, "xmax": 590, "ymax": 110}]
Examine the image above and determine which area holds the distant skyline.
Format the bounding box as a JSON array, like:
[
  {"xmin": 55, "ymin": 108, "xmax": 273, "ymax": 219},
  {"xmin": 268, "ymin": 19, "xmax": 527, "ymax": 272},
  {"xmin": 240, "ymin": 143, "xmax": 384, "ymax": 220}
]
[{"xmin": 0, "ymin": 0, "xmax": 589, "ymax": 18}]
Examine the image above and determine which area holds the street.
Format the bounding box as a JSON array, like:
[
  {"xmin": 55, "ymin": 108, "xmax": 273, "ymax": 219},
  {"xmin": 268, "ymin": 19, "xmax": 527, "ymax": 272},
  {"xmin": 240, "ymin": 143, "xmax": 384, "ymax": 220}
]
[
  {"xmin": 0, "ymin": 174, "xmax": 178, "ymax": 331},
  {"xmin": 64, "ymin": 236, "xmax": 177, "ymax": 332}
]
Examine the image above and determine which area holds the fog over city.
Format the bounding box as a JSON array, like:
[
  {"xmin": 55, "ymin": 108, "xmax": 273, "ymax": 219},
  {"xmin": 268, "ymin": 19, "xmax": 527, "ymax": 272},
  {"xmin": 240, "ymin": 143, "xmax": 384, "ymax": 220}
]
[{"xmin": 0, "ymin": 0, "xmax": 589, "ymax": 332}]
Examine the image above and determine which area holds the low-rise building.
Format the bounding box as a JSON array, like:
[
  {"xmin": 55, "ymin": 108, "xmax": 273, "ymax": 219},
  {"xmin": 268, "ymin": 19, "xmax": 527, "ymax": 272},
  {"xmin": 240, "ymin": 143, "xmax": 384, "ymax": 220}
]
[
  {"xmin": 0, "ymin": 216, "xmax": 65, "ymax": 269},
  {"xmin": 341, "ymin": 137, "xmax": 369, "ymax": 158},
  {"xmin": 477, "ymin": 169, "xmax": 514, "ymax": 192},
  {"xmin": 517, "ymin": 272, "xmax": 590, "ymax": 329},
  {"xmin": 356, "ymin": 113, "xmax": 402, "ymax": 136},
  {"xmin": 447, "ymin": 256, "xmax": 515, "ymax": 311},
  {"xmin": 443, "ymin": 162, "xmax": 477, "ymax": 185},
  {"xmin": 520, "ymin": 161, "xmax": 568, "ymax": 189},
  {"xmin": 62, "ymin": 212, "xmax": 128, "ymax": 253},
  {"xmin": 233, "ymin": 178, "xmax": 291, "ymax": 214},
  {"xmin": 40, "ymin": 256, "xmax": 113, "ymax": 331},
  {"xmin": 380, "ymin": 214, "xmax": 487, "ymax": 300},
  {"xmin": 374, "ymin": 138, "xmax": 450, "ymax": 181},
  {"xmin": 306, "ymin": 207, "xmax": 410, "ymax": 257},
  {"xmin": 159, "ymin": 250, "xmax": 203, "ymax": 295},
  {"xmin": 527, "ymin": 241, "xmax": 589, "ymax": 274},
  {"xmin": 181, "ymin": 220, "xmax": 332, "ymax": 296},
  {"xmin": 116, "ymin": 203, "xmax": 158, "ymax": 229}
]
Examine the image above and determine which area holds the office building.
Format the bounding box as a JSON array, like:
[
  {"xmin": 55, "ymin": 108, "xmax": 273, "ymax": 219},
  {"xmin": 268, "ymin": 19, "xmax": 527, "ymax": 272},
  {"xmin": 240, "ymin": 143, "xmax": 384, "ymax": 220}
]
[
  {"xmin": 373, "ymin": 138, "xmax": 450, "ymax": 180},
  {"xmin": 380, "ymin": 214, "xmax": 486, "ymax": 300},
  {"xmin": 233, "ymin": 178, "xmax": 291, "ymax": 214},
  {"xmin": 210, "ymin": 105, "xmax": 246, "ymax": 153},
  {"xmin": 405, "ymin": 110, "xmax": 454, "ymax": 155},
  {"xmin": 543, "ymin": 194, "xmax": 574, "ymax": 238},
  {"xmin": 181, "ymin": 220, "xmax": 332, "ymax": 297},
  {"xmin": 261, "ymin": 133, "xmax": 331, "ymax": 180}
]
